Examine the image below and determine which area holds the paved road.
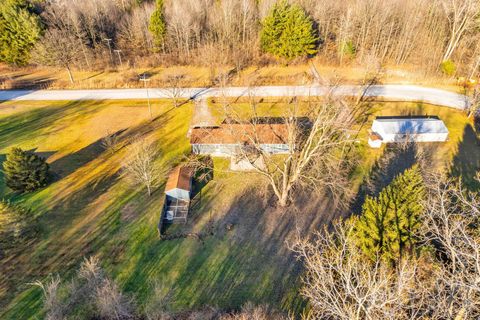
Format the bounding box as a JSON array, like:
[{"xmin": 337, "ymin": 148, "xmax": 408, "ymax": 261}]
[{"xmin": 0, "ymin": 85, "xmax": 471, "ymax": 109}]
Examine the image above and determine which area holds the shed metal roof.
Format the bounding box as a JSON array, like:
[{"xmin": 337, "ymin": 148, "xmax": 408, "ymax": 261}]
[
  {"xmin": 165, "ymin": 165, "xmax": 193, "ymax": 192},
  {"xmin": 373, "ymin": 117, "xmax": 448, "ymax": 135}
]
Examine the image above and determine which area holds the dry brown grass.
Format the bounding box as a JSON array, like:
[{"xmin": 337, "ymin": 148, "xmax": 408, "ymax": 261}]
[{"xmin": 0, "ymin": 60, "xmax": 464, "ymax": 91}]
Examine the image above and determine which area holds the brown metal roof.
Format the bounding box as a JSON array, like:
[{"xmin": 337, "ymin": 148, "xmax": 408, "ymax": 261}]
[
  {"xmin": 165, "ymin": 165, "xmax": 193, "ymax": 192},
  {"xmin": 190, "ymin": 124, "xmax": 289, "ymax": 145},
  {"xmin": 369, "ymin": 132, "xmax": 383, "ymax": 141}
]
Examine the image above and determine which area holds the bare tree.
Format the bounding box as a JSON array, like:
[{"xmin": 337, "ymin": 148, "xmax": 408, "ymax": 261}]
[
  {"xmin": 95, "ymin": 278, "xmax": 134, "ymax": 320},
  {"xmin": 33, "ymin": 256, "xmax": 136, "ymax": 319},
  {"xmin": 292, "ymin": 220, "xmax": 418, "ymax": 320},
  {"xmin": 32, "ymin": 276, "xmax": 65, "ymax": 320},
  {"xmin": 161, "ymin": 74, "xmax": 187, "ymax": 108},
  {"xmin": 220, "ymin": 302, "xmax": 286, "ymax": 320},
  {"xmin": 124, "ymin": 138, "xmax": 161, "ymax": 196},
  {"xmin": 219, "ymin": 94, "xmax": 360, "ymax": 207},
  {"xmin": 468, "ymin": 86, "xmax": 480, "ymax": 119},
  {"xmin": 421, "ymin": 175, "xmax": 480, "ymax": 319},
  {"xmin": 32, "ymin": 28, "xmax": 82, "ymax": 84},
  {"xmin": 441, "ymin": 0, "xmax": 480, "ymax": 62}
]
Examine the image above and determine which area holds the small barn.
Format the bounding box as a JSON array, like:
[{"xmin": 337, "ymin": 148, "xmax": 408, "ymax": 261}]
[
  {"xmin": 368, "ymin": 116, "xmax": 449, "ymax": 148},
  {"xmin": 190, "ymin": 123, "xmax": 290, "ymax": 157},
  {"xmin": 163, "ymin": 165, "xmax": 194, "ymax": 223}
]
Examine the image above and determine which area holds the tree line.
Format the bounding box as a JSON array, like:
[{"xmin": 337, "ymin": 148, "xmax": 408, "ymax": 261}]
[{"xmin": 1, "ymin": 0, "xmax": 480, "ymax": 78}]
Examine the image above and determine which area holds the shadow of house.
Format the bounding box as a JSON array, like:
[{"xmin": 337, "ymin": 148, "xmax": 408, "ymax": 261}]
[
  {"xmin": 351, "ymin": 143, "xmax": 418, "ymax": 213},
  {"xmin": 450, "ymin": 124, "xmax": 480, "ymax": 191}
]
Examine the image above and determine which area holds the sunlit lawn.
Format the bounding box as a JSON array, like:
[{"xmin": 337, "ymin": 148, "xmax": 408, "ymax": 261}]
[{"xmin": 0, "ymin": 99, "xmax": 477, "ymax": 319}]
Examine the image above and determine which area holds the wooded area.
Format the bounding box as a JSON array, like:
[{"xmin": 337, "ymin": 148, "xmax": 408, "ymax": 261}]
[{"xmin": 2, "ymin": 0, "xmax": 480, "ymax": 78}]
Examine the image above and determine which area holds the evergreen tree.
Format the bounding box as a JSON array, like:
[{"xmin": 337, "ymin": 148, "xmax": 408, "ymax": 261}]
[
  {"xmin": 3, "ymin": 148, "xmax": 50, "ymax": 193},
  {"xmin": 0, "ymin": 200, "xmax": 31, "ymax": 254},
  {"xmin": 0, "ymin": 0, "xmax": 43, "ymax": 66},
  {"xmin": 354, "ymin": 165, "xmax": 425, "ymax": 263},
  {"xmin": 149, "ymin": 0, "xmax": 166, "ymax": 49},
  {"xmin": 260, "ymin": 1, "xmax": 318, "ymax": 61}
]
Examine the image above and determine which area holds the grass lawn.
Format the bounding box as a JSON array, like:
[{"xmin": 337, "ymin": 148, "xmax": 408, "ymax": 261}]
[{"xmin": 0, "ymin": 98, "xmax": 477, "ymax": 319}]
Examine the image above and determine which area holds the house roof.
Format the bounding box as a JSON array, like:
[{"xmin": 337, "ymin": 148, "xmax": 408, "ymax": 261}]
[
  {"xmin": 372, "ymin": 117, "xmax": 448, "ymax": 135},
  {"xmin": 190, "ymin": 124, "xmax": 289, "ymax": 145},
  {"xmin": 165, "ymin": 165, "xmax": 193, "ymax": 192}
]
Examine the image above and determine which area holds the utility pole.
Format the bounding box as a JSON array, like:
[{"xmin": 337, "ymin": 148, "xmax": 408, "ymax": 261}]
[
  {"xmin": 139, "ymin": 73, "xmax": 152, "ymax": 120},
  {"xmin": 114, "ymin": 49, "xmax": 123, "ymax": 67},
  {"xmin": 103, "ymin": 38, "xmax": 113, "ymax": 64}
]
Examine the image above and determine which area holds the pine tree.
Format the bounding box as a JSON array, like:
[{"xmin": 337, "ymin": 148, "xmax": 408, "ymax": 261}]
[
  {"xmin": 354, "ymin": 165, "xmax": 425, "ymax": 263},
  {"xmin": 0, "ymin": 0, "xmax": 43, "ymax": 66},
  {"xmin": 3, "ymin": 148, "xmax": 50, "ymax": 193},
  {"xmin": 149, "ymin": 0, "xmax": 167, "ymax": 50},
  {"xmin": 354, "ymin": 192, "xmax": 394, "ymax": 261},
  {"xmin": 260, "ymin": 1, "xmax": 318, "ymax": 61}
]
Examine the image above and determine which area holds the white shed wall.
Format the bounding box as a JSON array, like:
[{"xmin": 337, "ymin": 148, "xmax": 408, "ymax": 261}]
[{"xmin": 165, "ymin": 188, "xmax": 191, "ymax": 200}]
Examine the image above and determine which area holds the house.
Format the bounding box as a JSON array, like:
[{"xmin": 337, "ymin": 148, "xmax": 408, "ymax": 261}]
[
  {"xmin": 163, "ymin": 165, "xmax": 194, "ymax": 223},
  {"xmin": 190, "ymin": 123, "xmax": 290, "ymax": 157},
  {"xmin": 368, "ymin": 116, "xmax": 449, "ymax": 148}
]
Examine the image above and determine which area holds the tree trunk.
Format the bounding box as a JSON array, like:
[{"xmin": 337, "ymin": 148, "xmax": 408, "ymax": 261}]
[
  {"xmin": 278, "ymin": 189, "xmax": 289, "ymax": 207},
  {"xmin": 66, "ymin": 66, "xmax": 74, "ymax": 84}
]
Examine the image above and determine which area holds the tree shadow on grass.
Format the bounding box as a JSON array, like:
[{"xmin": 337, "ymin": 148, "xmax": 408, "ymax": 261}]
[
  {"xmin": 351, "ymin": 143, "xmax": 418, "ymax": 214},
  {"xmin": 0, "ymin": 169, "xmax": 128, "ymax": 320},
  {"xmin": 50, "ymin": 138, "xmax": 113, "ymax": 180},
  {"xmin": 0, "ymin": 102, "xmax": 189, "ymax": 318},
  {"xmin": 0, "ymin": 100, "xmax": 105, "ymax": 150},
  {"xmin": 450, "ymin": 124, "xmax": 480, "ymax": 191},
  {"xmin": 121, "ymin": 182, "xmax": 340, "ymax": 316}
]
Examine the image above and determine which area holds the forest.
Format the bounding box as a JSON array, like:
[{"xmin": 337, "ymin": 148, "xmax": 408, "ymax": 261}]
[{"xmin": 1, "ymin": 0, "xmax": 480, "ymax": 79}]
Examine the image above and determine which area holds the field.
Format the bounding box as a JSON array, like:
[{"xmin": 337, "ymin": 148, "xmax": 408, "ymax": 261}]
[
  {"xmin": 0, "ymin": 62, "xmax": 465, "ymax": 92},
  {"xmin": 0, "ymin": 98, "xmax": 478, "ymax": 319}
]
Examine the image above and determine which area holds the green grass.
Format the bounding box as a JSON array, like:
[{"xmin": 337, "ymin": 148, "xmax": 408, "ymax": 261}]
[{"xmin": 0, "ymin": 99, "xmax": 477, "ymax": 319}]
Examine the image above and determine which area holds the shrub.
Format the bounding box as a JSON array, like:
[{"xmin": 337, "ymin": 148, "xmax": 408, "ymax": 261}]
[
  {"xmin": 440, "ymin": 60, "xmax": 456, "ymax": 76},
  {"xmin": 3, "ymin": 147, "xmax": 50, "ymax": 193}
]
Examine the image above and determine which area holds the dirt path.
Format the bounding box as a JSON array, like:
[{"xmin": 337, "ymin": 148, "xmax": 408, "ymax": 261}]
[{"xmin": 191, "ymin": 98, "xmax": 216, "ymax": 128}]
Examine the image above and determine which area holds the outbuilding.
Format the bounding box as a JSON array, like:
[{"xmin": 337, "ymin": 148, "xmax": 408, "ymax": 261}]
[
  {"xmin": 368, "ymin": 116, "xmax": 449, "ymax": 148},
  {"xmin": 163, "ymin": 165, "xmax": 194, "ymax": 223}
]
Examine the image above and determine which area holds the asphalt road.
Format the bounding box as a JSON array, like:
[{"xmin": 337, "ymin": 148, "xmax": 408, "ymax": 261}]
[{"xmin": 0, "ymin": 85, "xmax": 471, "ymax": 109}]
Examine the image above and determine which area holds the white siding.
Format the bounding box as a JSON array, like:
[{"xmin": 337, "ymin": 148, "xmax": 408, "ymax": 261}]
[
  {"xmin": 371, "ymin": 118, "xmax": 449, "ymax": 144},
  {"xmin": 165, "ymin": 188, "xmax": 190, "ymax": 200},
  {"xmin": 192, "ymin": 143, "xmax": 289, "ymax": 156}
]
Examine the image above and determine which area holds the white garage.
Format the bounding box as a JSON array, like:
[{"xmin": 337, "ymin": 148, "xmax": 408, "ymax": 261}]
[{"xmin": 368, "ymin": 116, "xmax": 449, "ymax": 148}]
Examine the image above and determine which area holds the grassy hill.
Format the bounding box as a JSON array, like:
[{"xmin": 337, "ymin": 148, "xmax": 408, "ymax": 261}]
[{"xmin": 0, "ymin": 99, "xmax": 477, "ymax": 319}]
